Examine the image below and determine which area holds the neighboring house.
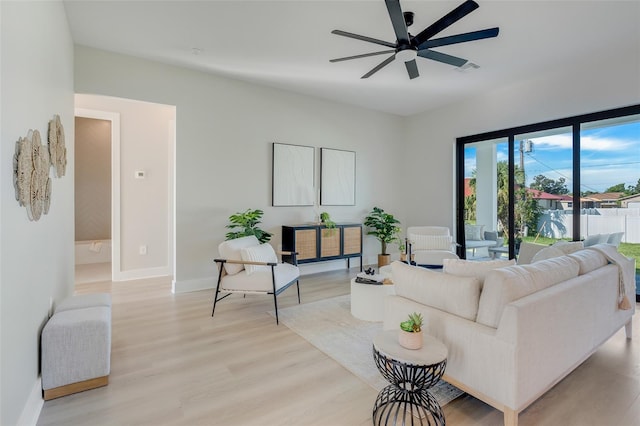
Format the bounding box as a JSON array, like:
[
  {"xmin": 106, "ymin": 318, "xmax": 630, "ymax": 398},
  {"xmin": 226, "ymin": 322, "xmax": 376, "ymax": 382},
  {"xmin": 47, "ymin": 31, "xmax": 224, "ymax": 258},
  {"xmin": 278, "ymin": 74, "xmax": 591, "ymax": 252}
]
[
  {"xmin": 582, "ymin": 192, "xmax": 625, "ymax": 208},
  {"xmin": 619, "ymin": 193, "xmax": 640, "ymax": 208},
  {"xmin": 526, "ymin": 188, "xmax": 565, "ymax": 210}
]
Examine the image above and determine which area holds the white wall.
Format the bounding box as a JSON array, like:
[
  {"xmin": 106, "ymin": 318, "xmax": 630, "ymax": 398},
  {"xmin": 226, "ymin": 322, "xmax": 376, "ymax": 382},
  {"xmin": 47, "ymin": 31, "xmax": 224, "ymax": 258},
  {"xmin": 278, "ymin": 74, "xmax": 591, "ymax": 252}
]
[
  {"xmin": 0, "ymin": 1, "xmax": 75, "ymax": 425},
  {"xmin": 75, "ymin": 94, "xmax": 175, "ymax": 279},
  {"xmin": 74, "ymin": 46, "xmax": 406, "ymax": 292},
  {"xmin": 403, "ymin": 44, "xmax": 640, "ymax": 240}
]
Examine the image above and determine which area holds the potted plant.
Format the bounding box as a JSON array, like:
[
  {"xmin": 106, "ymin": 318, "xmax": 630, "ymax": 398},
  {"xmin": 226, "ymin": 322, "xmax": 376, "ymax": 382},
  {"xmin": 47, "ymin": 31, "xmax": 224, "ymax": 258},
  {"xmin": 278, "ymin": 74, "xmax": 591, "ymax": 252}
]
[
  {"xmin": 225, "ymin": 208, "xmax": 272, "ymax": 243},
  {"xmin": 364, "ymin": 206, "xmax": 401, "ymax": 267},
  {"xmin": 398, "ymin": 240, "xmax": 407, "ymax": 262},
  {"xmin": 320, "ymin": 212, "xmax": 337, "ymax": 235},
  {"xmin": 399, "ymin": 312, "xmax": 424, "ymax": 350}
]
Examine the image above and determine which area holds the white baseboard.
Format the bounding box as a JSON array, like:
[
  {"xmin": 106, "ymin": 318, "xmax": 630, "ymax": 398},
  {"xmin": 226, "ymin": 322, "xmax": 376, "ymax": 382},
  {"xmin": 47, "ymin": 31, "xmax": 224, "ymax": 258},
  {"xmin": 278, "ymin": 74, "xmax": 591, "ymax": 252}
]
[
  {"xmin": 172, "ymin": 277, "xmax": 216, "ymax": 293},
  {"xmin": 115, "ymin": 266, "xmax": 170, "ymax": 281},
  {"xmin": 171, "ymin": 255, "xmax": 382, "ymax": 294},
  {"xmin": 17, "ymin": 377, "xmax": 43, "ymax": 426}
]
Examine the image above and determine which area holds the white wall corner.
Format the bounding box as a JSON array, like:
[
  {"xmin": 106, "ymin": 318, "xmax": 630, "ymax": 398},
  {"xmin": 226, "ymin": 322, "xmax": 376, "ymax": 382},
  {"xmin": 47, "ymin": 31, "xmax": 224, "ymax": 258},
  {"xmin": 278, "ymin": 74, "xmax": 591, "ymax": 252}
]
[
  {"xmin": 172, "ymin": 277, "xmax": 217, "ymax": 294},
  {"xmin": 17, "ymin": 378, "xmax": 43, "ymax": 426}
]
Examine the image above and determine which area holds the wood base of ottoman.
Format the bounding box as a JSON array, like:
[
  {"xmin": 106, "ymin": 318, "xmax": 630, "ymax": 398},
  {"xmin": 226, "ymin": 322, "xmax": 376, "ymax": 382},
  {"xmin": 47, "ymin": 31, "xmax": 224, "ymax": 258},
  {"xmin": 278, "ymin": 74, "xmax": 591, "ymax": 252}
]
[{"xmin": 44, "ymin": 375, "xmax": 108, "ymax": 400}]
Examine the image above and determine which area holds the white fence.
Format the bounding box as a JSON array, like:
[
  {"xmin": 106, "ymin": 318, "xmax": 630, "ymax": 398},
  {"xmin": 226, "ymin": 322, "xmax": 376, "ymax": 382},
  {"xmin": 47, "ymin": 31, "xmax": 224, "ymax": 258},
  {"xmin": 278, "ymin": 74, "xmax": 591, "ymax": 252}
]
[{"xmin": 537, "ymin": 208, "xmax": 640, "ymax": 243}]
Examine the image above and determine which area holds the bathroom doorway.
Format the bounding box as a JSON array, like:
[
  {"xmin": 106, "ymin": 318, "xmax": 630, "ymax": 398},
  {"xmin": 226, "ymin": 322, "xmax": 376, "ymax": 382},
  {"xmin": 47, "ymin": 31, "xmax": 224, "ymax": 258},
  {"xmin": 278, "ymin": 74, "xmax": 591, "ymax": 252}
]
[{"xmin": 74, "ymin": 109, "xmax": 120, "ymax": 283}]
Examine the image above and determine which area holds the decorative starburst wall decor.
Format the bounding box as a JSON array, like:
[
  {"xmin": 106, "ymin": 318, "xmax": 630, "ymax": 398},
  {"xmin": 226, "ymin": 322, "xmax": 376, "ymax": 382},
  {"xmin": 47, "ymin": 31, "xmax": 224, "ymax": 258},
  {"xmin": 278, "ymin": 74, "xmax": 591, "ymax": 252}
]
[{"xmin": 12, "ymin": 115, "xmax": 67, "ymax": 221}]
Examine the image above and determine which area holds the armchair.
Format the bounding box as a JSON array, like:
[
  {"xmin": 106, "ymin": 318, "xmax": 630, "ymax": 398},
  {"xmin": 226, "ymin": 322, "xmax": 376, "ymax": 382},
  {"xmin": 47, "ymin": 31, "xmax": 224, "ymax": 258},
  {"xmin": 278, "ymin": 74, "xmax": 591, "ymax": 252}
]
[
  {"xmin": 213, "ymin": 235, "xmax": 300, "ymax": 324},
  {"xmin": 465, "ymin": 224, "xmax": 503, "ymax": 257},
  {"xmin": 406, "ymin": 226, "xmax": 459, "ymax": 268}
]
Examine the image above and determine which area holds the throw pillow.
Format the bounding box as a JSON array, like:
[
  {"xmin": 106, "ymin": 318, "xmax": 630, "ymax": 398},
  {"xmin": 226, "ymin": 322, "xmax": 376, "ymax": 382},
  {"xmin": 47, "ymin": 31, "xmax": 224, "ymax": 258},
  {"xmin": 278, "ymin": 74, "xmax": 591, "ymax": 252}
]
[
  {"xmin": 240, "ymin": 243, "xmax": 278, "ymax": 275},
  {"xmin": 484, "ymin": 230, "xmax": 498, "ymax": 242},
  {"xmin": 568, "ymin": 249, "xmax": 608, "ymax": 275},
  {"xmin": 391, "ymin": 261, "xmax": 481, "ymax": 321},
  {"xmin": 465, "ymin": 224, "xmax": 484, "ymax": 241},
  {"xmin": 531, "ymin": 246, "xmax": 564, "ymax": 263},
  {"xmin": 409, "ymin": 234, "xmax": 453, "ymax": 251},
  {"xmin": 442, "ymin": 258, "xmax": 516, "ymax": 286},
  {"xmin": 218, "ymin": 235, "xmax": 261, "ymax": 275},
  {"xmin": 551, "ymin": 240, "xmax": 584, "ymax": 255}
]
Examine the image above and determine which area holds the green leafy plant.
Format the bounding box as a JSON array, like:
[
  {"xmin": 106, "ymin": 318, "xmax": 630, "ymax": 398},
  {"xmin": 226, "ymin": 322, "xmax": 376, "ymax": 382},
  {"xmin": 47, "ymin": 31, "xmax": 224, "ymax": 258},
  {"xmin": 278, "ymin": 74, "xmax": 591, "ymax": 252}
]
[
  {"xmin": 400, "ymin": 312, "xmax": 423, "ymax": 333},
  {"xmin": 363, "ymin": 206, "xmax": 401, "ymax": 255},
  {"xmin": 225, "ymin": 209, "xmax": 272, "ymax": 243},
  {"xmin": 320, "ymin": 212, "xmax": 337, "ymax": 231}
]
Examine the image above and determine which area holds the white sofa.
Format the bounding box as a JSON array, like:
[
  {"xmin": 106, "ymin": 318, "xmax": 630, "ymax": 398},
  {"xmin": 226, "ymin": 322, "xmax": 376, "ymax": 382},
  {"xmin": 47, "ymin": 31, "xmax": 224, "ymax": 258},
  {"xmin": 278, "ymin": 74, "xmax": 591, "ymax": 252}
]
[{"xmin": 383, "ymin": 244, "xmax": 635, "ymax": 426}]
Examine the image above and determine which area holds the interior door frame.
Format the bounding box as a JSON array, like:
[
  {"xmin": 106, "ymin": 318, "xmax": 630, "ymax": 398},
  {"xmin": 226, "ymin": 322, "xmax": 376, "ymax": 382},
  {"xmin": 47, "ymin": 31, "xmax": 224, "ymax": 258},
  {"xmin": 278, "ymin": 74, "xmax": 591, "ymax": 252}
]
[{"xmin": 74, "ymin": 108, "xmax": 122, "ymax": 281}]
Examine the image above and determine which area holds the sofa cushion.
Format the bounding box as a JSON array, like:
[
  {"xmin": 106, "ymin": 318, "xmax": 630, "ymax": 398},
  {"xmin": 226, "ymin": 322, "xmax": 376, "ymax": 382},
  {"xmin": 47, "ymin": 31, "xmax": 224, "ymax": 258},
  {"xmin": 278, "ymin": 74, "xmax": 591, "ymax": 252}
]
[
  {"xmin": 476, "ymin": 255, "xmax": 580, "ymax": 328},
  {"xmin": 409, "ymin": 234, "xmax": 453, "ymax": 250},
  {"xmin": 516, "ymin": 242, "xmax": 548, "ymax": 265},
  {"xmin": 443, "ymin": 258, "xmax": 516, "ymax": 286},
  {"xmin": 465, "ymin": 224, "xmax": 484, "ymax": 241},
  {"xmin": 551, "ymin": 240, "xmax": 584, "ymax": 254},
  {"xmin": 531, "ymin": 246, "xmax": 564, "ymax": 263},
  {"xmin": 391, "ymin": 261, "xmax": 481, "ymax": 321},
  {"xmin": 568, "ymin": 249, "xmax": 608, "ymax": 275},
  {"xmin": 218, "ymin": 235, "xmax": 260, "ymax": 275},
  {"xmin": 240, "ymin": 243, "xmax": 278, "ymax": 275}
]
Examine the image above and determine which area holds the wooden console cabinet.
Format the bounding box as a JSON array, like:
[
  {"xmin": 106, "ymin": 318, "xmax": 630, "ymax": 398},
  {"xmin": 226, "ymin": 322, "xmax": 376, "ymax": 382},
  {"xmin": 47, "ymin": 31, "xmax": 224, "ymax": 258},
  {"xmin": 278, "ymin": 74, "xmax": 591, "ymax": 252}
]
[{"xmin": 282, "ymin": 223, "xmax": 362, "ymax": 271}]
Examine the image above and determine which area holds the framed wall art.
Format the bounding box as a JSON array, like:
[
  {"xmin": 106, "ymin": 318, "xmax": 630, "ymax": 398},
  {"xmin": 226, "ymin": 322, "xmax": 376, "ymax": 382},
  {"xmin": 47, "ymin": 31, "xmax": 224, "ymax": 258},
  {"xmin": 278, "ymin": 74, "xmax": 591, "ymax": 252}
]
[
  {"xmin": 272, "ymin": 142, "xmax": 315, "ymax": 207},
  {"xmin": 320, "ymin": 148, "xmax": 355, "ymax": 206}
]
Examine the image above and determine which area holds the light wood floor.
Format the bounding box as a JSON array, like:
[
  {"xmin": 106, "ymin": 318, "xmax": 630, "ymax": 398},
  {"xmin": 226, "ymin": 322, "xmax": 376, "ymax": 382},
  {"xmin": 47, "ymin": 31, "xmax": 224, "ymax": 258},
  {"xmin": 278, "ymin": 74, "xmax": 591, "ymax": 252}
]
[{"xmin": 37, "ymin": 268, "xmax": 640, "ymax": 426}]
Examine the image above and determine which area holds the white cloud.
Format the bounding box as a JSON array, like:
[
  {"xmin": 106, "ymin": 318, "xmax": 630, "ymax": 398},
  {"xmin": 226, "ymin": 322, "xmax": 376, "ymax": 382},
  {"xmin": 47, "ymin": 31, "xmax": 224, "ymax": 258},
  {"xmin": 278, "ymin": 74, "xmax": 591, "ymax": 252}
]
[{"xmin": 531, "ymin": 134, "xmax": 634, "ymax": 152}]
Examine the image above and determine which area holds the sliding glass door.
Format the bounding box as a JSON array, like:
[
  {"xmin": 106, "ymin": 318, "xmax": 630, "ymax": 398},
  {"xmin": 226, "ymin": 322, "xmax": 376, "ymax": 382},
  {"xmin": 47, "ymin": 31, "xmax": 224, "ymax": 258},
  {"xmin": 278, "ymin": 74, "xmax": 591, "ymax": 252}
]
[{"xmin": 456, "ymin": 105, "xmax": 640, "ymax": 261}]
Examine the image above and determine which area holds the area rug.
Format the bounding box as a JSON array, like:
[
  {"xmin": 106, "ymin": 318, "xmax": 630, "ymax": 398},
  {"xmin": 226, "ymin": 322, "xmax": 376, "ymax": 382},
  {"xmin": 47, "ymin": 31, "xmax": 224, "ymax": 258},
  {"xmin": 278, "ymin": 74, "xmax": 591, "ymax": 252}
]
[{"xmin": 273, "ymin": 294, "xmax": 464, "ymax": 406}]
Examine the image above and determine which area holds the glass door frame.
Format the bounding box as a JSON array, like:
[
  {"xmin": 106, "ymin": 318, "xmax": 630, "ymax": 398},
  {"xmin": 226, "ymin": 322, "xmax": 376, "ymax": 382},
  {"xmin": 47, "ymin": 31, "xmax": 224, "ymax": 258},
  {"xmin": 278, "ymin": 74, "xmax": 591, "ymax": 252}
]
[{"xmin": 456, "ymin": 104, "xmax": 640, "ymax": 259}]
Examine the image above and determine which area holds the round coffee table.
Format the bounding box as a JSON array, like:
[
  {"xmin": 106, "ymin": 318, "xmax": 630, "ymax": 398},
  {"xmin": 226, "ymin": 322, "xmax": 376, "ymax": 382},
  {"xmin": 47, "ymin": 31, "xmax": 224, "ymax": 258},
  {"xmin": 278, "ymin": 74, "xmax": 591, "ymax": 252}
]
[
  {"xmin": 350, "ymin": 278, "xmax": 395, "ymax": 321},
  {"xmin": 372, "ymin": 330, "xmax": 448, "ymax": 425}
]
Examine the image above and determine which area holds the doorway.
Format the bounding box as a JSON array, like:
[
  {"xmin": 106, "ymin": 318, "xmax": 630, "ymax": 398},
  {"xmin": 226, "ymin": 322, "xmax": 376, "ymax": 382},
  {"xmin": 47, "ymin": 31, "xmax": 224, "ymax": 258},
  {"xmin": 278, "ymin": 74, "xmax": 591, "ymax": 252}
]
[
  {"xmin": 74, "ymin": 109, "xmax": 121, "ymax": 282},
  {"xmin": 74, "ymin": 94, "xmax": 176, "ymax": 283}
]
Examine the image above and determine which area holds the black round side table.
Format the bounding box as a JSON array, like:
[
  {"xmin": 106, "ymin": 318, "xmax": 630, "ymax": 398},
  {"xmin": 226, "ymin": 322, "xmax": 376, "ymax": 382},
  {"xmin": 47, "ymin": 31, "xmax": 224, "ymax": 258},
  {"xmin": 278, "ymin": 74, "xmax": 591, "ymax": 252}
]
[{"xmin": 372, "ymin": 330, "xmax": 448, "ymax": 426}]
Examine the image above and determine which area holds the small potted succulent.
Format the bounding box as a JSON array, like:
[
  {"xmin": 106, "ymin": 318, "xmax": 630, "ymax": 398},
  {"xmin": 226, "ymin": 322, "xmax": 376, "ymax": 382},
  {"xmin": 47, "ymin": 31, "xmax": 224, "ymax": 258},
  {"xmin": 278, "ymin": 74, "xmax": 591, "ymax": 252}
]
[{"xmin": 399, "ymin": 312, "xmax": 424, "ymax": 350}]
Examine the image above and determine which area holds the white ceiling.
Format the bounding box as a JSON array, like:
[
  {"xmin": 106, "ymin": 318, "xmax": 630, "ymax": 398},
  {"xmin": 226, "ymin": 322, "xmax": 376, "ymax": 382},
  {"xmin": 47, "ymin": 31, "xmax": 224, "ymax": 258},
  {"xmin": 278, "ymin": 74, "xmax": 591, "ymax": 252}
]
[{"xmin": 63, "ymin": 0, "xmax": 640, "ymax": 116}]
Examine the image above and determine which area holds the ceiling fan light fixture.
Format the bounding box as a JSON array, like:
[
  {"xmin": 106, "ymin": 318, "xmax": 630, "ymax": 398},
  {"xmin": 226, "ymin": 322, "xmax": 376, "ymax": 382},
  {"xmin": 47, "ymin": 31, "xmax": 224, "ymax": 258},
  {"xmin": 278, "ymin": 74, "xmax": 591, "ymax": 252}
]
[{"xmin": 396, "ymin": 48, "xmax": 417, "ymax": 62}]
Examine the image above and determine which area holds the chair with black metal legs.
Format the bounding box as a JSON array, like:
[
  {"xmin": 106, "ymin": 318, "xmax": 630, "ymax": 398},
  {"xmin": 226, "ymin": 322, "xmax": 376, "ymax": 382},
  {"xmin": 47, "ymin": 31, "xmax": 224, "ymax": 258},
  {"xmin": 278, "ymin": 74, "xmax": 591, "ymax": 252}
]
[{"xmin": 212, "ymin": 235, "xmax": 300, "ymax": 324}]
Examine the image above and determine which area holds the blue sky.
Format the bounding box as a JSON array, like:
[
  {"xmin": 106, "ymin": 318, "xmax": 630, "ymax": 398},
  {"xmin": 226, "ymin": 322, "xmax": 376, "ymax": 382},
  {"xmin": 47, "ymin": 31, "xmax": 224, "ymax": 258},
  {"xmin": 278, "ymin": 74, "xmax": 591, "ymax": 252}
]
[{"xmin": 465, "ymin": 120, "xmax": 640, "ymax": 193}]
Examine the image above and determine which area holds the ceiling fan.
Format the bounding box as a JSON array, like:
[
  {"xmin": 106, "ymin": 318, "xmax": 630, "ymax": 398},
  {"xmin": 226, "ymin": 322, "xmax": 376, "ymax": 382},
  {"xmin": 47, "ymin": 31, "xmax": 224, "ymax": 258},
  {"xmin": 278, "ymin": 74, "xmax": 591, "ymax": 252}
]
[{"xmin": 330, "ymin": 0, "xmax": 499, "ymax": 79}]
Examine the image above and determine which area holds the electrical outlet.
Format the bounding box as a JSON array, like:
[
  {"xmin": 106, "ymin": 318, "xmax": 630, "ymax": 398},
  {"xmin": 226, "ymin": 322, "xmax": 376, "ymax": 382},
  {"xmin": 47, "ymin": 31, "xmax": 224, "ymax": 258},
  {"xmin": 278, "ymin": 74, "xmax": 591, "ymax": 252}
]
[{"xmin": 139, "ymin": 245, "xmax": 147, "ymax": 255}]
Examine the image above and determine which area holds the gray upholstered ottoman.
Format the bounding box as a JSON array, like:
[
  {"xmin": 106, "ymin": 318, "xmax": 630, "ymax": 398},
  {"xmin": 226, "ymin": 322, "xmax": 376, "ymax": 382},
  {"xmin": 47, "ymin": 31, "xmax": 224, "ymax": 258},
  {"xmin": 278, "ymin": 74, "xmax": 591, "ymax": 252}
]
[
  {"xmin": 41, "ymin": 306, "xmax": 111, "ymax": 400},
  {"xmin": 55, "ymin": 293, "xmax": 111, "ymax": 313}
]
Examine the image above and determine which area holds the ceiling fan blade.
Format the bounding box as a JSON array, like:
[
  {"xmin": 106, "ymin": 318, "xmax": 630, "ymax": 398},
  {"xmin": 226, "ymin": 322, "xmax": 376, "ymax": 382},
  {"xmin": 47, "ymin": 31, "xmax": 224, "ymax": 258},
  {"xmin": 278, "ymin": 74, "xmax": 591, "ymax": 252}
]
[
  {"xmin": 404, "ymin": 59, "xmax": 419, "ymax": 79},
  {"xmin": 384, "ymin": 0, "xmax": 410, "ymax": 45},
  {"xmin": 331, "ymin": 30, "xmax": 396, "ymax": 48},
  {"xmin": 361, "ymin": 54, "xmax": 396, "ymax": 79},
  {"xmin": 330, "ymin": 50, "xmax": 396, "ymax": 63},
  {"xmin": 412, "ymin": 0, "xmax": 479, "ymax": 47},
  {"xmin": 418, "ymin": 27, "xmax": 499, "ymax": 50},
  {"xmin": 418, "ymin": 49, "xmax": 468, "ymax": 67}
]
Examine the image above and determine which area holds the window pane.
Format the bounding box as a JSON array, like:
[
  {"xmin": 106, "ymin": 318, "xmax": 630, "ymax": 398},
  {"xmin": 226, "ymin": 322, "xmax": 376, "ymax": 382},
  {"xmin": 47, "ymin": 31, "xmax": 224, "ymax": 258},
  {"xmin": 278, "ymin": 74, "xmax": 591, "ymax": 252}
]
[
  {"xmin": 580, "ymin": 115, "xmax": 640, "ymax": 246},
  {"xmin": 514, "ymin": 127, "xmax": 573, "ymax": 245},
  {"xmin": 463, "ymin": 138, "xmax": 508, "ymax": 259}
]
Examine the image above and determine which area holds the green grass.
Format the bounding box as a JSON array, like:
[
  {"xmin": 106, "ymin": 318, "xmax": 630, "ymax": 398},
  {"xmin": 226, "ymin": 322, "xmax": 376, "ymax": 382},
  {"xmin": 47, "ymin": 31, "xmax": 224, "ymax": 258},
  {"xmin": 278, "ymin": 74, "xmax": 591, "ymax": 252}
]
[{"xmin": 619, "ymin": 242, "xmax": 640, "ymax": 275}]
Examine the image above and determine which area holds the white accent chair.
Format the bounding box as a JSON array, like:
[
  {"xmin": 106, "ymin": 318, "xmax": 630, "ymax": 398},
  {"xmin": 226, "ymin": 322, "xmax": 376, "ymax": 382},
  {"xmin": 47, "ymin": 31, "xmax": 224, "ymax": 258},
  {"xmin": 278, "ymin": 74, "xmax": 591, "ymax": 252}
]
[
  {"xmin": 406, "ymin": 226, "xmax": 459, "ymax": 268},
  {"xmin": 213, "ymin": 235, "xmax": 300, "ymax": 324}
]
